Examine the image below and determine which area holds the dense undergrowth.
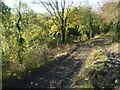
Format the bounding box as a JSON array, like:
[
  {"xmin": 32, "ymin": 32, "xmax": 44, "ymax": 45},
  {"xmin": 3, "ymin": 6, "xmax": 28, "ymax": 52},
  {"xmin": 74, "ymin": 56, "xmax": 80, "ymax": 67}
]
[
  {"xmin": 2, "ymin": 44, "xmax": 50, "ymax": 87},
  {"xmin": 2, "ymin": 38, "xmax": 76, "ymax": 88}
]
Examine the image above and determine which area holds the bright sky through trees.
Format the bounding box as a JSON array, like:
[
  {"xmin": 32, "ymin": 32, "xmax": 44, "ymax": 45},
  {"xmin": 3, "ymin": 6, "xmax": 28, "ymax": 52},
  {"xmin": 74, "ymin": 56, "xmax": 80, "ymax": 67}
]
[{"xmin": 3, "ymin": 0, "xmax": 107, "ymax": 13}]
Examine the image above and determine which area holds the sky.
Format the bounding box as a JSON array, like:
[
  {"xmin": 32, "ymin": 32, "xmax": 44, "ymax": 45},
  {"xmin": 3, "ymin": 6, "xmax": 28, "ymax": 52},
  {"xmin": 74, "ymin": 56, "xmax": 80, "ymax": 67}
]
[{"xmin": 3, "ymin": 0, "xmax": 108, "ymax": 13}]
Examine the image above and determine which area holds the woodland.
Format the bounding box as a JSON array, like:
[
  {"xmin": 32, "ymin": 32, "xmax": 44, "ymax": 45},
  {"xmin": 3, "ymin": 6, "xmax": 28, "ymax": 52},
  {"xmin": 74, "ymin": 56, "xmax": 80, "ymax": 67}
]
[{"xmin": 1, "ymin": 0, "xmax": 120, "ymax": 88}]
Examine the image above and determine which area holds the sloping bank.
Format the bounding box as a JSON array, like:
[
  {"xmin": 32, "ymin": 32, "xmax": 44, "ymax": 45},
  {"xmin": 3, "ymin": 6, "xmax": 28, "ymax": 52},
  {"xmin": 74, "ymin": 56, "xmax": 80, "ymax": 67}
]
[{"xmin": 71, "ymin": 46, "xmax": 120, "ymax": 88}]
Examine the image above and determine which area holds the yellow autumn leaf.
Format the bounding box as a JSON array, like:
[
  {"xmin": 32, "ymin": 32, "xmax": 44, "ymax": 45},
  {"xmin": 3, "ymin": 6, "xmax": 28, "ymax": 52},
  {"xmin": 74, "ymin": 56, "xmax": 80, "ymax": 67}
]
[{"xmin": 13, "ymin": 73, "xmax": 16, "ymax": 76}]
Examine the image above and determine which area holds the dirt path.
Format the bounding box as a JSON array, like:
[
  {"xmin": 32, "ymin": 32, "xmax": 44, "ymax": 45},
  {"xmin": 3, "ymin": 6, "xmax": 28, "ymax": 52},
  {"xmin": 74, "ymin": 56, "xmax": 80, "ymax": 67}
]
[
  {"xmin": 10, "ymin": 43, "xmax": 92, "ymax": 88},
  {"xmin": 70, "ymin": 35, "xmax": 120, "ymax": 88},
  {"xmin": 10, "ymin": 35, "xmax": 119, "ymax": 88}
]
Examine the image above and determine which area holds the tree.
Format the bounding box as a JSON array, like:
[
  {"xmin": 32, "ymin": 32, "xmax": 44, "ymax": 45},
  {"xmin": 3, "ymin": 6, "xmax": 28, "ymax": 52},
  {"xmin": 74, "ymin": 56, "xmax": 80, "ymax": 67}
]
[
  {"xmin": 1, "ymin": 2, "xmax": 12, "ymax": 46},
  {"xmin": 40, "ymin": 0, "xmax": 78, "ymax": 44},
  {"xmin": 100, "ymin": 1, "xmax": 119, "ymax": 31},
  {"xmin": 13, "ymin": 1, "xmax": 34, "ymax": 64},
  {"xmin": 67, "ymin": 6, "xmax": 100, "ymax": 40},
  {"xmin": 1, "ymin": 2, "xmax": 12, "ymax": 67},
  {"xmin": 15, "ymin": 1, "xmax": 24, "ymax": 64},
  {"xmin": 100, "ymin": 1, "xmax": 119, "ymax": 41}
]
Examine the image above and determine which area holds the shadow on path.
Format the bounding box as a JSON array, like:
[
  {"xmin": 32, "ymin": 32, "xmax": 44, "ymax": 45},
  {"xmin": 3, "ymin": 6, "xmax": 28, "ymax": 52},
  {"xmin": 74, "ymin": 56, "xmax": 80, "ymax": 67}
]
[{"xmin": 10, "ymin": 43, "xmax": 92, "ymax": 88}]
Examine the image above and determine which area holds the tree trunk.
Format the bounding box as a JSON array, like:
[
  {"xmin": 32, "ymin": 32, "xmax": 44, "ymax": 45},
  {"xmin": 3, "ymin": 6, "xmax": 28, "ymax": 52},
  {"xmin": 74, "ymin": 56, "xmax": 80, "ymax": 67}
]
[
  {"xmin": 61, "ymin": 28, "xmax": 65, "ymax": 44},
  {"xmin": 98, "ymin": 25, "xmax": 100, "ymax": 35},
  {"xmin": 18, "ymin": 50, "xmax": 22, "ymax": 64}
]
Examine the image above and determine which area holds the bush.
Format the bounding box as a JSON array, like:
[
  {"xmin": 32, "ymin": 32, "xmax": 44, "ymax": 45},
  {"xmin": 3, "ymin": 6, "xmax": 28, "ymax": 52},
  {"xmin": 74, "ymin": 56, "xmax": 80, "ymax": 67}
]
[
  {"xmin": 2, "ymin": 43, "xmax": 51, "ymax": 88},
  {"xmin": 24, "ymin": 44, "xmax": 50, "ymax": 71}
]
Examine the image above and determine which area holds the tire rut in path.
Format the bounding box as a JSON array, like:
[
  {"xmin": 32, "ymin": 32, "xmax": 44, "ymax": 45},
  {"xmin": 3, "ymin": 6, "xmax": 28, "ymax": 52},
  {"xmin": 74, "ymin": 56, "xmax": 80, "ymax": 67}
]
[{"xmin": 11, "ymin": 44, "xmax": 92, "ymax": 88}]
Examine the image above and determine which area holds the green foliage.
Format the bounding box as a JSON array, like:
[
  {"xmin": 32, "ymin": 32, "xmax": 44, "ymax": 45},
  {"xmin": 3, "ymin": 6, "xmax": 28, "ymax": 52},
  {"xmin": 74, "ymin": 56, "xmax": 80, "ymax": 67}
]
[
  {"xmin": 2, "ymin": 2, "xmax": 11, "ymax": 24},
  {"xmin": 2, "ymin": 0, "xmax": 119, "ymax": 88},
  {"xmin": 1, "ymin": 2, "xmax": 51, "ymax": 87},
  {"xmin": 67, "ymin": 6, "xmax": 101, "ymax": 41},
  {"xmin": 67, "ymin": 28, "xmax": 81, "ymax": 36},
  {"xmin": 24, "ymin": 45, "xmax": 50, "ymax": 71},
  {"xmin": 2, "ymin": 44, "xmax": 51, "ymax": 87}
]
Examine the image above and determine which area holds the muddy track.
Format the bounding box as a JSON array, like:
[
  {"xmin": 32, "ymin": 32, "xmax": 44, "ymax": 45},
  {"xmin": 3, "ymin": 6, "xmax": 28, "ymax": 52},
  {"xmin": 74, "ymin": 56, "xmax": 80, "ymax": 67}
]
[{"xmin": 9, "ymin": 43, "xmax": 92, "ymax": 88}]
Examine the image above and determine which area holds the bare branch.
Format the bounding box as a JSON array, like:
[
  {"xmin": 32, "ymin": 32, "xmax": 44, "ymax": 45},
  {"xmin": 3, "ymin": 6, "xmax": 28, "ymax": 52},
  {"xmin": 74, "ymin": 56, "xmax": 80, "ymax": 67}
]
[{"xmin": 41, "ymin": 1, "xmax": 61, "ymax": 30}]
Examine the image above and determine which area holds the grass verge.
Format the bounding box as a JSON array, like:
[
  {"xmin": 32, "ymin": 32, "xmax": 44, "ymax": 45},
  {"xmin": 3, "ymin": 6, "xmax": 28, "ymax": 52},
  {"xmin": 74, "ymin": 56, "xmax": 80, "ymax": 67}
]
[{"xmin": 71, "ymin": 46, "xmax": 120, "ymax": 88}]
